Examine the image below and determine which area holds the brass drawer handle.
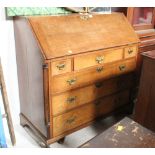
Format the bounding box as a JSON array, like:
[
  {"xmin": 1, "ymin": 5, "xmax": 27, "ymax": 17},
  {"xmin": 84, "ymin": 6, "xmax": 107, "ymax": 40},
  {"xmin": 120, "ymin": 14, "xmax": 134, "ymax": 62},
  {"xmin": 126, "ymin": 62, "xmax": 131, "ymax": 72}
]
[
  {"xmin": 128, "ymin": 49, "xmax": 133, "ymax": 54},
  {"xmin": 66, "ymin": 116, "xmax": 76, "ymax": 124},
  {"xmin": 95, "ymin": 82, "xmax": 103, "ymax": 88},
  {"xmin": 96, "ymin": 66, "xmax": 104, "ymax": 72},
  {"xmin": 114, "ymin": 97, "xmax": 121, "ymax": 104},
  {"xmin": 96, "ymin": 56, "xmax": 104, "ymax": 64},
  {"xmin": 119, "ymin": 65, "xmax": 126, "ymax": 71},
  {"xmin": 56, "ymin": 63, "xmax": 66, "ymax": 70},
  {"xmin": 66, "ymin": 96, "xmax": 77, "ymax": 103},
  {"xmin": 95, "ymin": 100, "xmax": 101, "ymax": 106},
  {"xmin": 67, "ymin": 78, "xmax": 77, "ymax": 85}
]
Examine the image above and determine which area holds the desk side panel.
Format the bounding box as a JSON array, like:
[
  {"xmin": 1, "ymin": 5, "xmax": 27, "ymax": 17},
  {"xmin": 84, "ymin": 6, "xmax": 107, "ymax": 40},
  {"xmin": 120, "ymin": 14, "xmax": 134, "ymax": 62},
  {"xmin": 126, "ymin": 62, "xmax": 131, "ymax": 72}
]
[{"xmin": 13, "ymin": 17, "xmax": 47, "ymax": 137}]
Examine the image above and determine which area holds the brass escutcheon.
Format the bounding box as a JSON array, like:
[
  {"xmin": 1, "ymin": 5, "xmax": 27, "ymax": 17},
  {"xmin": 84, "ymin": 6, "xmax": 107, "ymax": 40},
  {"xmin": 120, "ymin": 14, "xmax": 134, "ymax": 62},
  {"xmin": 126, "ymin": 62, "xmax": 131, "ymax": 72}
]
[{"xmin": 96, "ymin": 66, "xmax": 104, "ymax": 72}]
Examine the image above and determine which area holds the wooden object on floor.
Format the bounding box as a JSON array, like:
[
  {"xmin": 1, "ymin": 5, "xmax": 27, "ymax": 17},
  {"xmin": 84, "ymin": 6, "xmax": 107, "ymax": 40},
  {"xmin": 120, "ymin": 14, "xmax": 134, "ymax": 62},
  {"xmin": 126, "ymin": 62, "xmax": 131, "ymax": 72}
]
[
  {"xmin": 13, "ymin": 13, "xmax": 139, "ymax": 146},
  {"xmin": 134, "ymin": 50, "xmax": 155, "ymax": 132},
  {"xmin": 0, "ymin": 60, "xmax": 16, "ymax": 146},
  {"xmin": 80, "ymin": 117, "xmax": 155, "ymax": 148}
]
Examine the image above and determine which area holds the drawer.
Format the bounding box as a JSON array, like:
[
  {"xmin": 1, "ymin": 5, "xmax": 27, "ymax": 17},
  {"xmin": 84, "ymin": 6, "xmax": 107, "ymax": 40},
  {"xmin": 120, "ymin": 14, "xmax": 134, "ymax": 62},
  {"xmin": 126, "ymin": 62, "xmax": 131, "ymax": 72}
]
[
  {"xmin": 52, "ymin": 90, "xmax": 129, "ymax": 137},
  {"xmin": 74, "ymin": 48, "xmax": 123, "ymax": 70},
  {"xmin": 51, "ymin": 74, "xmax": 134, "ymax": 115},
  {"xmin": 51, "ymin": 58, "xmax": 136, "ymax": 94},
  {"xmin": 124, "ymin": 45, "xmax": 137, "ymax": 59},
  {"xmin": 51, "ymin": 59, "xmax": 72, "ymax": 76}
]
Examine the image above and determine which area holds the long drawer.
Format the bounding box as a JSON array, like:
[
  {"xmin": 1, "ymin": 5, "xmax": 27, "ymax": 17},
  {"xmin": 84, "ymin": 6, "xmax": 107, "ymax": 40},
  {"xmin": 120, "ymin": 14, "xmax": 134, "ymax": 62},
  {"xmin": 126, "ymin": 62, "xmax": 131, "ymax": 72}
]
[
  {"xmin": 52, "ymin": 90, "xmax": 130, "ymax": 137},
  {"xmin": 51, "ymin": 58, "xmax": 136, "ymax": 94},
  {"xmin": 51, "ymin": 74, "xmax": 134, "ymax": 116}
]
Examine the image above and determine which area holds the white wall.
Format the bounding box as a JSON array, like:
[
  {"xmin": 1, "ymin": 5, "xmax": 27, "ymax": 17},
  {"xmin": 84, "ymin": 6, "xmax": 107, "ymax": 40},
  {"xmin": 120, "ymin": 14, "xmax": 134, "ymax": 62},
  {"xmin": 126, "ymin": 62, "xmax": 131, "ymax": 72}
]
[{"xmin": 0, "ymin": 7, "xmax": 20, "ymax": 122}]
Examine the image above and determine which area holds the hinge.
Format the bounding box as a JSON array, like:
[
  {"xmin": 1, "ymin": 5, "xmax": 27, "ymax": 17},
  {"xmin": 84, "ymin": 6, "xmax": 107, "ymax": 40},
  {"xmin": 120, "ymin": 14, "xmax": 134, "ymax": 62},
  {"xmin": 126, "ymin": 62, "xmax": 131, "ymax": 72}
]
[
  {"xmin": 47, "ymin": 112, "xmax": 50, "ymax": 127},
  {"xmin": 45, "ymin": 112, "xmax": 50, "ymax": 127},
  {"xmin": 43, "ymin": 64, "xmax": 48, "ymax": 69},
  {"xmin": 47, "ymin": 122, "xmax": 50, "ymax": 127}
]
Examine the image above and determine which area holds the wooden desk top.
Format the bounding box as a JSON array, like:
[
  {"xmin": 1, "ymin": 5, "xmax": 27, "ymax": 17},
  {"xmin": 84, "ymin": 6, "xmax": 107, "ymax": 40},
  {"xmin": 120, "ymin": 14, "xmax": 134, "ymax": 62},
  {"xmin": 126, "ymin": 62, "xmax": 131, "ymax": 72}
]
[{"xmin": 80, "ymin": 117, "xmax": 155, "ymax": 148}]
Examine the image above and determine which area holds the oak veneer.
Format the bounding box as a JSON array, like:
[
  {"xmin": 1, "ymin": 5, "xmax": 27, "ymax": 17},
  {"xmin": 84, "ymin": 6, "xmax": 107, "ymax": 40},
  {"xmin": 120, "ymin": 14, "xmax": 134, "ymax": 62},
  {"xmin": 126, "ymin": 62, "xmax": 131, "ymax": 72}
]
[
  {"xmin": 53, "ymin": 90, "xmax": 129, "ymax": 137},
  {"xmin": 74, "ymin": 48, "xmax": 123, "ymax": 70},
  {"xmin": 52, "ymin": 74, "xmax": 135, "ymax": 116},
  {"xmin": 28, "ymin": 13, "xmax": 139, "ymax": 59}
]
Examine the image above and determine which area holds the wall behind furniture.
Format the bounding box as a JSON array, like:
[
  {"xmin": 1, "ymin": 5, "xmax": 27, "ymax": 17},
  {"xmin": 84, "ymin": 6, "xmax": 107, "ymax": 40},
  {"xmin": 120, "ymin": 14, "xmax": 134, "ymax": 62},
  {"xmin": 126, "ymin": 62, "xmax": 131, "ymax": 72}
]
[{"xmin": 0, "ymin": 7, "xmax": 19, "ymax": 122}]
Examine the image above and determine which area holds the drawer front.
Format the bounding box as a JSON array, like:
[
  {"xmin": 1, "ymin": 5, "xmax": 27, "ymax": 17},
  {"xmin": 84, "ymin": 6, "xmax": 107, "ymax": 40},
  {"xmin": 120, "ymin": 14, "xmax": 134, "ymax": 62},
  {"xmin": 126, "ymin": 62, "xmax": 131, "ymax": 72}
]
[
  {"xmin": 74, "ymin": 48, "xmax": 123, "ymax": 70},
  {"xmin": 52, "ymin": 90, "xmax": 129, "ymax": 137},
  {"xmin": 51, "ymin": 59, "xmax": 72, "ymax": 76},
  {"xmin": 51, "ymin": 58, "xmax": 136, "ymax": 94},
  {"xmin": 51, "ymin": 74, "xmax": 134, "ymax": 115},
  {"xmin": 124, "ymin": 46, "xmax": 137, "ymax": 59}
]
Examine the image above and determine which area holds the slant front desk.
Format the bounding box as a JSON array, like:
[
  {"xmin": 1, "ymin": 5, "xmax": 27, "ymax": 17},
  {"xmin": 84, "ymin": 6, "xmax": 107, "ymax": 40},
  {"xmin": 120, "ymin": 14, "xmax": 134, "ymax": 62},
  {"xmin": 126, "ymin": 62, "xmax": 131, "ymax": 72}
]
[{"xmin": 14, "ymin": 13, "xmax": 139, "ymax": 147}]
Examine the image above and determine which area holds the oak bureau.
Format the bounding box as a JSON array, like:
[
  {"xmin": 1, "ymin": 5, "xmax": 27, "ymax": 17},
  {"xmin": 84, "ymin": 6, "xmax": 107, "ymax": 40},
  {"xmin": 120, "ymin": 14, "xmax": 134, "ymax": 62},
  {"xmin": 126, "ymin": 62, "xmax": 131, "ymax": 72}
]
[{"xmin": 13, "ymin": 13, "xmax": 139, "ymax": 147}]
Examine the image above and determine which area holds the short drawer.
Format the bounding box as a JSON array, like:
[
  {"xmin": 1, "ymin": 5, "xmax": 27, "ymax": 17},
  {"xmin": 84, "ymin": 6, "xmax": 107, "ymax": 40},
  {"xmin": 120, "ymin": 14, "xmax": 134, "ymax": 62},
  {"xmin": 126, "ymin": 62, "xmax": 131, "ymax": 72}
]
[
  {"xmin": 51, "ymin": 74, "xmax": 134, "ymax": 115},
  {"xmin": 124, "ymin": 45, "xmax": 137, "ymax": 59},
  {"xmin": 51, "ymin": 58, "xmax": 136, "ymax": 94},
  {"xmin": 52, "ymin": 90, "xmax": 129, "ymax": 137},
  {"xmin": 51, "ymin": 59, "xmax": 72, "ymax": 76},
  {"xmin": 74, "ymin": 48, "xmax": 123, "ymax": 70}
]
